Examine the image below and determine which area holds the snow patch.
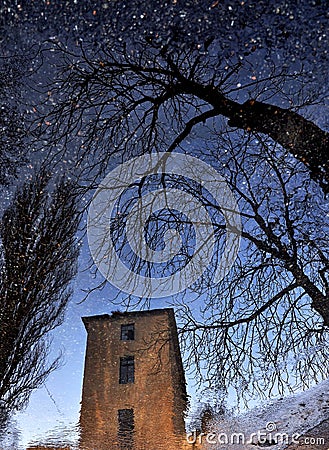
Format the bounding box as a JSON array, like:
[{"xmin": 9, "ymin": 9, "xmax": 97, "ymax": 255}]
[{"xmin": 201, "ymin": 379, "xmax": 329, "ymax": 449}]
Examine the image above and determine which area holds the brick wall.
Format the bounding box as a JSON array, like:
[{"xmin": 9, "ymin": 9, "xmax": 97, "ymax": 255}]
[{"xmin": 79, "ymin": 308, "xmax": 187, "ymax": 450}]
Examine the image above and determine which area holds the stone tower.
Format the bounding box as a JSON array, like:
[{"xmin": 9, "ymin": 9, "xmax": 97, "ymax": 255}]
[{"xmin": 79, "ymin": 308, "xmax": 187, "ymax": 450}]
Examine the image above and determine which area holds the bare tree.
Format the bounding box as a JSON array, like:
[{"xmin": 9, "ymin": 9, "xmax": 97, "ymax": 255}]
[
  {"xmin": 38, "ymin": 40, "xmax": 329, "ymax": 398},
  {"xmin": 41, "ymin": 42, "xmax": 328, "ymax": 193},
  {"xmin": 176, "ymin": 133, "xmax": 329, "ymax": 398},
  {"xmin": 0, "ymin": 170, "xmax": 80, "ymax": 424}
]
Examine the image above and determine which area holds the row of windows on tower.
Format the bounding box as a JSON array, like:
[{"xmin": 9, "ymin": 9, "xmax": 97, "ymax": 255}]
[
  {"xmin": 120, "ymin": 324, "xmax": 135, "ymax": 385},
  {"xmin": 119, "ymin": 324, "xmax": 135, "ymax": 447}
]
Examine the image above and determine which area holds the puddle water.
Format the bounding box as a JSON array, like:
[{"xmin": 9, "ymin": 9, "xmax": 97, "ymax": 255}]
[{"xmin": 0, "ymin": 421, "xmax": 79, "ymax": 450}]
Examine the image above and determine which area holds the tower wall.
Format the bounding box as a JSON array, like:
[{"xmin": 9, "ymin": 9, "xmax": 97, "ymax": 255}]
[{"xmin": 79, "ymin": 308, "xmax": 187, "ymax": 450}]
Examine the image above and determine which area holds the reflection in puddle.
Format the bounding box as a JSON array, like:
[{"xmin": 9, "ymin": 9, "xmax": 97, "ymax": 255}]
[
  {"xmin": 1, "ymin": 309, "xmax": 189, "ymax": 450},
  {"xmin": 0, "ymin": 419, "xmax": 22, "ymax": 450},
  {"xmin": 79, "ymin": 309, "xmax": 188, "ymax": 450},
  {"xmin": 26, "ymin": 423, "xmax": 80, "ymax": 450},
  {"xmin": 0, "ymin": 421, "xmax": 79, "ymax": 450}
]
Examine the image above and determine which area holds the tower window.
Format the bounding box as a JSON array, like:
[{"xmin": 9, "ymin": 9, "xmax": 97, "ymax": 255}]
[
  {"xmin": 118, "ymin": 408, "xmax": 134, "ymax": 449},
  {"xmin": 121, "ymin": 323, "xmax": 135, "ymax": 340},
  {"xmin": 119, "ymin": 356, "xmax": 134, "ymax": 384}
]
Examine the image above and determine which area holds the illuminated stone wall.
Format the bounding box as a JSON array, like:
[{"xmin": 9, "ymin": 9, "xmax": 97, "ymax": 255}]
[{"xmin": 79, "ymin": 308, "xmax": 187, "ymax": 450}]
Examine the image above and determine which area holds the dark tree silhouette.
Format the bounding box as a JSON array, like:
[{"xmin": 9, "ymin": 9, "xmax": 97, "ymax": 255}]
[
  {"xmin": 37, "ymin": 40, "xmax": 329, "ymax": 398},
  {"xmin": 176, "ymin": 134, "xmax": 329, "ymax": 397},
  {"xmin": 0, "ymin": 170, "xmax": 80, "ymax": 424},
  {"xmin": 42, "ymin": 42, "xmax": 329, "ymax": 194}
]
